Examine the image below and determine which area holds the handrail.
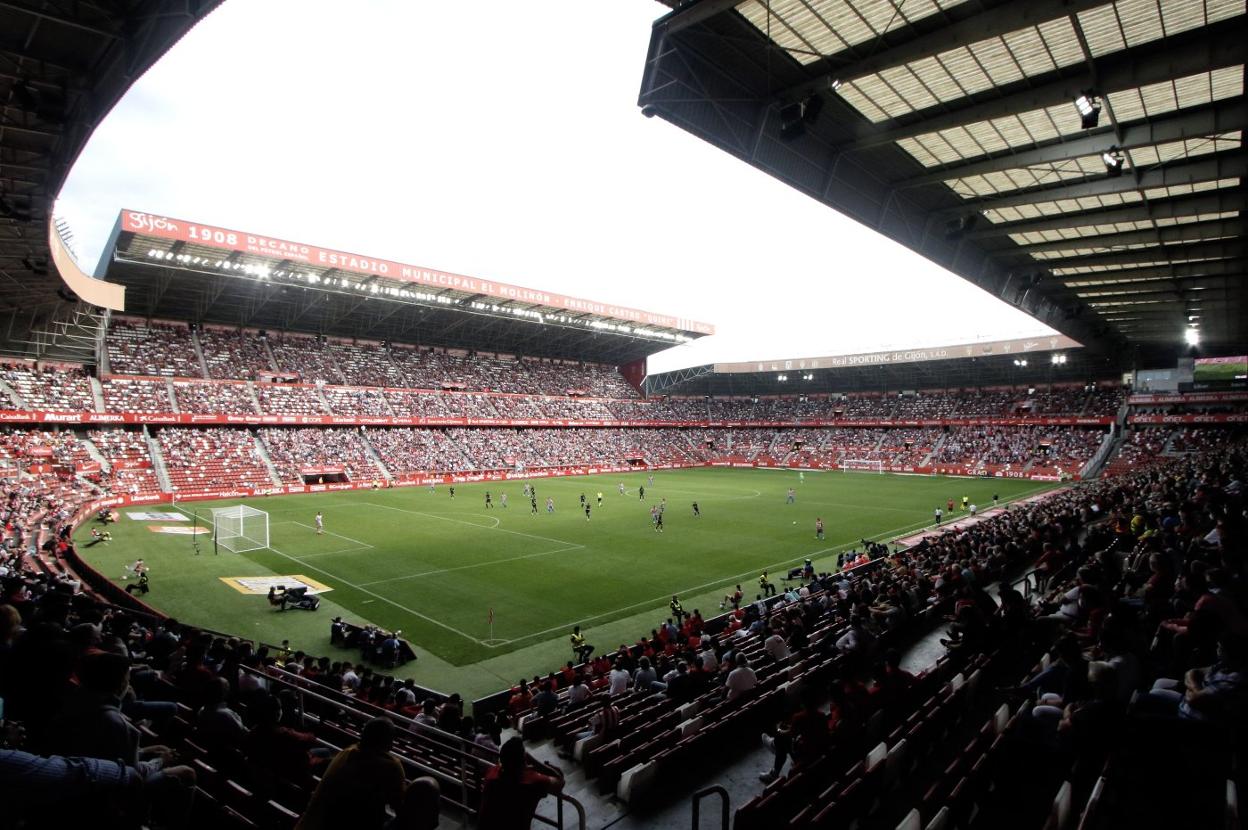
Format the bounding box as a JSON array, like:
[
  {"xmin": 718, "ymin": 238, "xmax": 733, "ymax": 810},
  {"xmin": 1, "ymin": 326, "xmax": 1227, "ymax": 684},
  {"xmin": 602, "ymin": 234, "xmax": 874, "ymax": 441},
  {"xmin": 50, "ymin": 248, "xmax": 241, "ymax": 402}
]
[
  {"xmin": 534, "ymin": 791, "xmax": 587, "ymax": 830},
  {"xmin": 692, "ymin": 784, "xmax": 730, "ymax": 830}
]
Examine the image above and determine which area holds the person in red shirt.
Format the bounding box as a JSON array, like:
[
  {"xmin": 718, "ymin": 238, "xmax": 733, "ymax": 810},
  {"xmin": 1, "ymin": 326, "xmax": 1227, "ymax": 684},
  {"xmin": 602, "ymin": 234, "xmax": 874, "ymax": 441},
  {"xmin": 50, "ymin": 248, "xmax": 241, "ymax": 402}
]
[{"xmin": 478, "ymin": 737, "xmax": 564, "ymax": 830}]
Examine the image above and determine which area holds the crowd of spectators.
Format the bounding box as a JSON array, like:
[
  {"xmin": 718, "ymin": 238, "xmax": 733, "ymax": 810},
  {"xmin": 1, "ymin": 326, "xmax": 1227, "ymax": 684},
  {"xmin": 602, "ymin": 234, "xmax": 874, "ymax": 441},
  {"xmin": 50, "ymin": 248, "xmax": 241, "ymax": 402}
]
[
  {"xmin": 88, "ymin": 430, "xmax": 161, "ymax": 497},
  {"xmin": 173, "ymin": 381, "xmax": 259, "ymax": 415},
  {"xmin": 105, "ymin": 320, "xmax": 201, "ymax": 378},
  {"xmin": 259, "ymin": 428, "xmax": 384, "ymax": 484},
  {"xmin": 196, "ymin": 328, "xmax": 275, "ymax": 380},
  {"xmin": 253, "ymin": 384, "xmax": 327, "ymax": 416},
  {"xmin": 2, "ymin": 363, "xmax": 96, "ymax": 411},
  {"xmin": 931, "ymin": 426, "xmax": 1106, "ymax": 472},
  {"xmin": 156, "ymin": 428, "xmax": 274, "ymax": 492},
  {"xmin": 364, "ymin": 427, "xmax": 473, "ymax": 474},
  {"xmin": 101, "ymin": 378, "xmax": 172, "ymax": 414}
]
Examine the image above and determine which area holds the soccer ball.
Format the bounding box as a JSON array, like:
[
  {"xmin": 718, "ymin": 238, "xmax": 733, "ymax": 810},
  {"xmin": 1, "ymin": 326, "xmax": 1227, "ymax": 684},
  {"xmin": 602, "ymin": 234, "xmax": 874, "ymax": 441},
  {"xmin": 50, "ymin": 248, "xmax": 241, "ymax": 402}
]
[{"xmin": 792, "ymin": 521, "xmax": 797, "ymax": 524}]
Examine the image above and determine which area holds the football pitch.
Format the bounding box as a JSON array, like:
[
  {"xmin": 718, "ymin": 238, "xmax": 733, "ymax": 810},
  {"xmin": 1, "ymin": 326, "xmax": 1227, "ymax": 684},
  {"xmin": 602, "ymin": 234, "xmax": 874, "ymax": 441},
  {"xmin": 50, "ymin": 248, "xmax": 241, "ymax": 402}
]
[{"xmin": 77, "ymin": 468, "xmax": 1058, "ymax": 697}]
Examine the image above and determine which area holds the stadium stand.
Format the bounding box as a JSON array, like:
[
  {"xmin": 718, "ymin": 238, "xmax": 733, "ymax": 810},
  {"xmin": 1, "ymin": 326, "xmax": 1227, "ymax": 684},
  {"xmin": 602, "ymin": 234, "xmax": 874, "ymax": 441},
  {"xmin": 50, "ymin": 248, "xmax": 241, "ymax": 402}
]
[
  {"xmin": 2, "ymin": 363, "xmax": 97, "ymax": 411},
  {"xmin": 106, "ymin": 320, "xmax": 202, "ymax": 377},
  {"xmin": 173, "ymin": 380, "xmax": 259, "ymax": 415},
  {"xmin": 259, "ymin": 428, "xmax": 383, "ymax": 485},
  {"xmin": 196, "ymin": 328, "xmax": 275, "ymax": 379},
  {"xmin": 88, "ymin": 429, "xmax": 163, "ymax": 497},
  {"xmin": 157, "ymin": 427, "xmax": 274, "ymax": 492},
  {"xmin": 101, "ymin": 377, "xmax": 173, "ymax": 414}
]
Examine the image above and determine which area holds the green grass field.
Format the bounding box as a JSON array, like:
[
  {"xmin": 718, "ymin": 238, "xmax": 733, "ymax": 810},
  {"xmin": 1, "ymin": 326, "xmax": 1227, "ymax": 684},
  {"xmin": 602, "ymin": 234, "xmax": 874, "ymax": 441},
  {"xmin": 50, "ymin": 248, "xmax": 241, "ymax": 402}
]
[{"xmin": 76, "ymin": 468, "xmax": 1057, "ymax": 697}]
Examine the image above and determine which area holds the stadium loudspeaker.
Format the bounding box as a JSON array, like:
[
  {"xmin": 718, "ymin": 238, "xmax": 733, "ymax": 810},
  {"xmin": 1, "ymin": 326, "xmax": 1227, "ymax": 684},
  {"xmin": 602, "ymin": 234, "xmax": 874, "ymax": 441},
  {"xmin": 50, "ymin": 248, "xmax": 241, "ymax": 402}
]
[{"xmin": 641, "ymin": 105, "xmax": 659, "ymax": 118}]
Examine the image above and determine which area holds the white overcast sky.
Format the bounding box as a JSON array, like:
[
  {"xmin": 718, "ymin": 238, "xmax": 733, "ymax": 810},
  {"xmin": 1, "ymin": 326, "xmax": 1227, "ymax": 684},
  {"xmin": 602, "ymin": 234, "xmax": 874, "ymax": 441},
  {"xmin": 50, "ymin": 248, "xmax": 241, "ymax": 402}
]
[{"xmin": 56, "ymin": 0, "xmax": 1056, "ymax": 374}]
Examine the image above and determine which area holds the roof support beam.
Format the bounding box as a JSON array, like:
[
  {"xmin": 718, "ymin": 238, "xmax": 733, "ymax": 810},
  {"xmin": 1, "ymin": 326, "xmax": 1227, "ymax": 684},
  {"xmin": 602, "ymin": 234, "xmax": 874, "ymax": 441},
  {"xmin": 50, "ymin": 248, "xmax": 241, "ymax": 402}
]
[
  {"xmin": 841, "ymin": 18, "xmax": 1245, "ymax": 151},
  {"xmin": 900, "ymin": 99, "xmax": 1248, "ymax": 189},
  {"xmin": 943, "ymin": 150, "xmax": 1246, "ymax": 215},
  {"xmin": 971, "ymin": 189, "xmax": 1247, "ymax": 238},
  {"xmin": 1040, "ymin": 239, "xmax": 1245, "ymax": 271},
  {"xmin": 658, "ymin": 0, "xmax": 744, "ymax": 36},
  {"xmin": 1072, "ymin": 277, "xmax": 1238, "ymax": 296},
  {"xmin": 1017, "ymin": 218, "xmax": 1247, "ymax": 255},
  {"xmin": 1044, "ymin": 258, "xmax": 1247, "ymax": 284},
  {"xmin": 783, "ymin": 0, "xmax": 1113, "ymax": 101}
]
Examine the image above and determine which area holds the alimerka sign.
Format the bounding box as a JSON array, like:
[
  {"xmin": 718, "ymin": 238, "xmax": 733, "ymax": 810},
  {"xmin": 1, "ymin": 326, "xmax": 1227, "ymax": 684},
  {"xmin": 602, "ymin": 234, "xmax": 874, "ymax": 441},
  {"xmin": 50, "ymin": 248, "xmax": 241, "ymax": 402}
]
[{"xmin": 119, "ymin": 210, "xmax": 714, "ymax": 335}]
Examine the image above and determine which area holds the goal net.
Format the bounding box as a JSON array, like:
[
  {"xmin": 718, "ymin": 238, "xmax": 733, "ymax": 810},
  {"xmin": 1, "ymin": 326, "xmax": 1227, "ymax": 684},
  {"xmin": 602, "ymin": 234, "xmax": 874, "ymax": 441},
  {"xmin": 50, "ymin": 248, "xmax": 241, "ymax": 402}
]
[
  {"xmin": 841, "ymin": 458, "xmax": 884, "ymax": 473},
  {"xmin": 212, "ymin": 505, "xmax": 270, "ymax": 553}
]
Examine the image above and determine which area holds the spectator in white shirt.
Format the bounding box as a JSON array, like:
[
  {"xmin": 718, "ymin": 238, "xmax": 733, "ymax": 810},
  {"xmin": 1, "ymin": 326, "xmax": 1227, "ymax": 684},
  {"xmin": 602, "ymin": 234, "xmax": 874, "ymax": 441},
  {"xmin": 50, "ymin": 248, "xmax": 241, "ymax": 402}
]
[
  {"xmin": 764, "ymin": 630, "xmax": 790, "ymax": 663},
  {"xmin": 607, "ymin": 661, "xmax": 632, "ymax": 696},
  {"xmin": 725, "ymin": 653, "xmax": 758, "ymax": 701}
]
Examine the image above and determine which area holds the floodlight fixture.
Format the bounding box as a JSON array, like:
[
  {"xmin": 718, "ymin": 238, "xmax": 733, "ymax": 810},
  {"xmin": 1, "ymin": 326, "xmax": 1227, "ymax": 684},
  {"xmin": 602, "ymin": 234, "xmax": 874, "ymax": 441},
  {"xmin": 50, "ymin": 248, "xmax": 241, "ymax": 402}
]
[
  {"xmin": 1102, "ymin": 147, "xmax": 1124, "ymax": 176},
  {"xmin": 1051, "ymin": 354, "xmax": 1067, "ymax": 365},
  {"xmin": 1013, "ymin": 359, "xmax": 1028, "ymax": 367},
  {"xmin": 1075, "ymin": 91, "xmax": 1101, "ymax": 129},
  {"xmin": 1184, "ymin": 327, "xmax": 1200, "ymax": 346}
]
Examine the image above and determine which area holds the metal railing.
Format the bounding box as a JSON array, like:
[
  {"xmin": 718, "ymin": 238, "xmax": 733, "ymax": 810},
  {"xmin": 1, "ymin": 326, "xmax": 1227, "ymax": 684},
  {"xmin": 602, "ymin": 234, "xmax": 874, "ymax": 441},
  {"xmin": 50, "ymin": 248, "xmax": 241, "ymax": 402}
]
[
  {"xmin": 692, "ymin": 785, "xmax": 730, "ymax": 830},
  {"xmin": 534, "ymin": 791, "xmax": 588, "ymax": 830}
]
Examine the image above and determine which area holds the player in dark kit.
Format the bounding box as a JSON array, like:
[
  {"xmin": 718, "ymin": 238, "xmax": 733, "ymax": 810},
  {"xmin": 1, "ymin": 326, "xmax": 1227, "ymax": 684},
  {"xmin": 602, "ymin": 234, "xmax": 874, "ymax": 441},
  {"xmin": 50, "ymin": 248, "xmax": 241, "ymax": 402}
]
[
  {"xmin": 449, "ymin": 486, "xmax": 455, "ymax": 499},
  {"xmin": 692, "ymin": 502, "xmax": 701, "ymax": 517},
  {"xmin": 584, "ymin": 502, "xmax": 591, "ymax": 521},
  {"xmin": 639, "ymin": 485, "xmax": 645, "ymax": 500},
  {"xmin": 485, "ymin": 492, "xmax": 492, "ymax": 509},
  {"xmin": 654, "ymin": 512, "xmax": 664, "ymax": 533},
  {"xmin": 530, "ymin": 497, "xmax": 538, "ymax": 514},
  {"xmin": 580, "ymin": 493, "xmax": 586, "ymax": 507}
]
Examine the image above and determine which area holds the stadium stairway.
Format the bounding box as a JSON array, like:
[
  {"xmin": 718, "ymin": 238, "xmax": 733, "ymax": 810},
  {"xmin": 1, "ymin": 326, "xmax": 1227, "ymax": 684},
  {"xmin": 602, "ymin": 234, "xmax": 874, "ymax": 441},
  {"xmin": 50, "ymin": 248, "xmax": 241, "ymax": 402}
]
[
  {"xmin": 88, "ymin": 375, "xmax": 106, "ymax": 412},
  {"xmin": 144, "ymin": 426, "xmax": 174, "ymax": 491},
  {"xmin": 245, "ymin": 380, "xmax": 264, "ymax": 414},
  {"xmin": 361, "ymin": 434, "xmax": 395, "ymax": 483},
  {"xmin": 919, "ymin": 432, "xmax": 946, "ymax": 466},
  {"xmin": 164, "ymin": 377, "xmax": 180, "ymax": 412},
  {"xmin": 80, "ymin": 432, "xmax": 111, "ymax": 469},
  {"xmin": 190, "ymin": 328, "xmax": 212, "ymax": 378},
  {"xmin": 252, "ymin": 431, "xmax": 285, "ymax": 486},
  {"xmin": 0, "ymin": 375, "xmax": 25, "ymax": 408}
]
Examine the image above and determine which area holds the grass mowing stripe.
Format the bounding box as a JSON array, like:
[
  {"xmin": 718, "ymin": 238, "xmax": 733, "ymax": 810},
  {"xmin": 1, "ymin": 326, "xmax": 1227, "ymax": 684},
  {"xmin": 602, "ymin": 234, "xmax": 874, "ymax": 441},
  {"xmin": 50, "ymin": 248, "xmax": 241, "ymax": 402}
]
[{"xmin": 360, "ymin": 501, "xmax": 583, "ymax": 548}]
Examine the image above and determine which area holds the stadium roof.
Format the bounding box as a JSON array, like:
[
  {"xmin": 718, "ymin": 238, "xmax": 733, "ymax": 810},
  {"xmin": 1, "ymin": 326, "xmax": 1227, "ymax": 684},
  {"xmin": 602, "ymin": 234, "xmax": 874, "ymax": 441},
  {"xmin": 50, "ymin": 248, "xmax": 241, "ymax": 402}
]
[
  {"xmin": 93, "ymin": 209, "xmax": 713, "ymax": 365},
  {"xmin": 0, "ymin": 0, "xmax": 224, "ymax": 357},
  {"xmin": 645, "ymin": 332, "xmax": 1118, "ymax": 394},
  {"xmin": 640, "ymin": 0, "xmax": 1247, "ymax": 365}
]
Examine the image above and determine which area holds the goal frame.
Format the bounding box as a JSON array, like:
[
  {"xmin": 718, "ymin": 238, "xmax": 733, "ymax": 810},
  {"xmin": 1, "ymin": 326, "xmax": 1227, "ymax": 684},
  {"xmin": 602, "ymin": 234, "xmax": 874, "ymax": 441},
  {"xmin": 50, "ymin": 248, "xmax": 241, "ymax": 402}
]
[
  {"xmin": 840, "ymin": 458, "xmax": 885, "ymax": 474},
  {"xmin": 212, "ymin": 505, "xmax": 270, "ymax": 553}
]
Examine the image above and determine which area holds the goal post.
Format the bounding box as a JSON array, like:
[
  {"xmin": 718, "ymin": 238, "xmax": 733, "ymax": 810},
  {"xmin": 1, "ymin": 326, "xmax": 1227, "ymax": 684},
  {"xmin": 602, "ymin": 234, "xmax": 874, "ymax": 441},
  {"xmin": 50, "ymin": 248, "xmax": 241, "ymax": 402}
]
[
  {"xmin": 841, "ymin": 458, "xmax": 884, "ymax": 474},
  {"xmin": 212, "ymin": 505, "xmax": 270, "ymax": 553}
]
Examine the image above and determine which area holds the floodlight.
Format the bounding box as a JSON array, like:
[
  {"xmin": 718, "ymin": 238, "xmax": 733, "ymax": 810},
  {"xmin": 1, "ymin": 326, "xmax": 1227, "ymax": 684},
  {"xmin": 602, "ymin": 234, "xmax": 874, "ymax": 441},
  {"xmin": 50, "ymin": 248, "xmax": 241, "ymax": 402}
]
[
  {"xmin": 777, "ymin": 374, "xmax": 788, "ymax": 381},
  {"xmin": 1075, "ymin": 92, "xmax": 1101, "ymax": 129},
  {"xmin": 1013, "ymin": 359, "xmax": 1028, "ymax": 367},
  {"xmin": 1102, "ymin": 147, "xmax": 1124, "ymax": 176},
  {"xmin": 1051, "ymin": 354, "xmax": 1067, "ymax": 365},
  {"xmin": 1185, "ymin": 327, "xmax": 1200, "ymax": 346}
]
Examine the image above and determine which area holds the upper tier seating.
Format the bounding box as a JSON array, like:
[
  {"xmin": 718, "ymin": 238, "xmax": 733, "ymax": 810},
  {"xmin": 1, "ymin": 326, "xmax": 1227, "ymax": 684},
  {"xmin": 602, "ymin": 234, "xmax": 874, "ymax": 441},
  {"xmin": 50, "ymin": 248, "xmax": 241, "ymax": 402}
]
[
  {"xmin": 2, "ymin": 364, "xmax": 96, "ymax": 411},
  {"xmin": 106, "ymin": 320, "xmax": 201, "ymax": 377}
]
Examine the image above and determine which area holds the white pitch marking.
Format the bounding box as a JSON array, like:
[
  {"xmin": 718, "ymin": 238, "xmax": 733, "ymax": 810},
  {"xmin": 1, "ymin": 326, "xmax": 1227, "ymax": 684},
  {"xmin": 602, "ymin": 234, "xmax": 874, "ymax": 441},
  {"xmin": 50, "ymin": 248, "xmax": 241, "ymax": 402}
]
[
  {"xmin": 288, "ymin": 521, "xmax": 376, "ymax": 549},
  {"xmin": 357, "ymin": 543, "xmax": 584, "ymax": 587}
]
